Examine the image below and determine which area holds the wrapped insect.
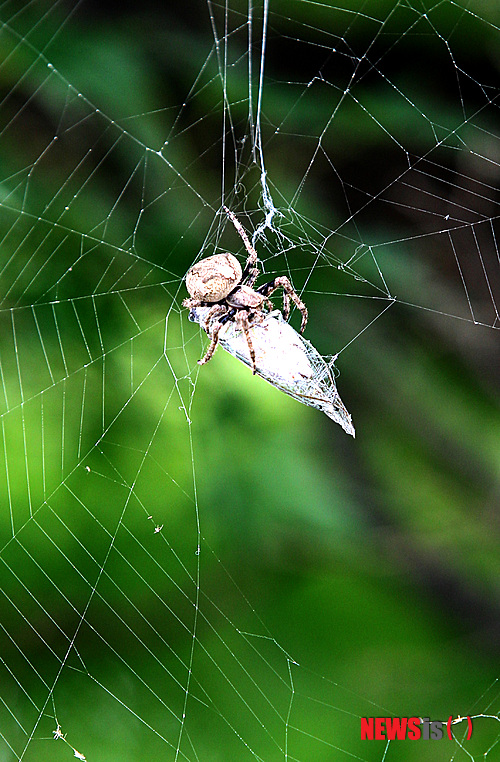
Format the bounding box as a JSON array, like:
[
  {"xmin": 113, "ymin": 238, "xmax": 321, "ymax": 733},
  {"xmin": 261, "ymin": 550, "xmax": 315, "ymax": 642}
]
[{"xmin": 188, "ymin": 305, "xmax": 355, "ymax": 437}]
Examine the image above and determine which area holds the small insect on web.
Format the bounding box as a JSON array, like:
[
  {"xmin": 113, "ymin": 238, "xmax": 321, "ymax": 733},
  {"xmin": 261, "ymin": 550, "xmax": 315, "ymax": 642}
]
[{"xmin": 184, "ymin": 209, "xmax": 355, "ymax": 436}]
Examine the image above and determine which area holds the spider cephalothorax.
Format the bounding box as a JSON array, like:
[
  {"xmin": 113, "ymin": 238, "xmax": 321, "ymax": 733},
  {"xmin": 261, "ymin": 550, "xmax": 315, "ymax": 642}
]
[{"xmin": 183, "ymin": 207, "xmax": 308, "ymax": 374}]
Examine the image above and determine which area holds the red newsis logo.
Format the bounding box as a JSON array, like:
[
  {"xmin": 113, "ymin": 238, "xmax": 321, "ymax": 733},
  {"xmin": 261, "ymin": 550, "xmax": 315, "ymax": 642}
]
[
  {"xmin": 361, "ymin": 717, "xmax": 421, "ymax": 740},
  {"xmin": 361, "ymin": 716, "xmax": 473, "ymax": 741}
]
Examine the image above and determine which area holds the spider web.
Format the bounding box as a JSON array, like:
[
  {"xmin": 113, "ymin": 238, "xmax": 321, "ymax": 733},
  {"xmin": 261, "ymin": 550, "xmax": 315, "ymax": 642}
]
[{"xmin": 0, "ymin": 1, "xmax": 499, "ymax": 760}]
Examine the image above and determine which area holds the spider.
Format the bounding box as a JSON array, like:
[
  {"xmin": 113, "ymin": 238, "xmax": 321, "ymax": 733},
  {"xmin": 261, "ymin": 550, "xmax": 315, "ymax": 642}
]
[{"xmin": 183, "ymin": 207, "xmax": 308, "ymax": 374}]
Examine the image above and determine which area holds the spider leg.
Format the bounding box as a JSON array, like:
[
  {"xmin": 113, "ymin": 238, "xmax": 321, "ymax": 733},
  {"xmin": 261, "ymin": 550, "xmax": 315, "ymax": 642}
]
[
  {"xmin": 223, "ymin": 206, "xmax": 259, "ymax": 283},
  {"xmin": 242, "ymin": 266, "xmax": 260, "ymax": 288},
  {"xmin": 257, "ymin": 277, "xmax": 308, "ymax": 332},
  {"xmin": 182, "ymin": 297, "xmax": 201, "ymax": 309},
  {"xmin": 198, "ymin": 321, "xmax": 224, "ymax": 366},
  {"xmin": 195, "ymin": 304, "xmax": 228, "ymax": 366},
  {"xmin": 201, "ymin": 303, "xmax": 227, "ymax": 332},
  {"xmin": 235, "ymin": 311, "xmax": 258, "ymax": 375}
]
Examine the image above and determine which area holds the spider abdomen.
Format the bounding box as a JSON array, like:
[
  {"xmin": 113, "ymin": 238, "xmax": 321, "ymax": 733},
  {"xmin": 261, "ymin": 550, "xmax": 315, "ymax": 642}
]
[{"xmin": 185, "ymin": 253, "xmax": 242, "ymax": 302}]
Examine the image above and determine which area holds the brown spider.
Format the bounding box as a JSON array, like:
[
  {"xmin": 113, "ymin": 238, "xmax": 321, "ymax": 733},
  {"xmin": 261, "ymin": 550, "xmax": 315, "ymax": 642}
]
[{"xmin": 183, "ymin": 207, "xmax": 308, "ymax": 374}]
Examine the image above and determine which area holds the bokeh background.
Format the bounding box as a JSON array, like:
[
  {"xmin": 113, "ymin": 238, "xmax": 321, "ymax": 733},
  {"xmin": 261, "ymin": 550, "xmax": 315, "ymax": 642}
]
[{"xmin": 0, "ymin": 1, "xmax": 499, "ymax": 760}]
